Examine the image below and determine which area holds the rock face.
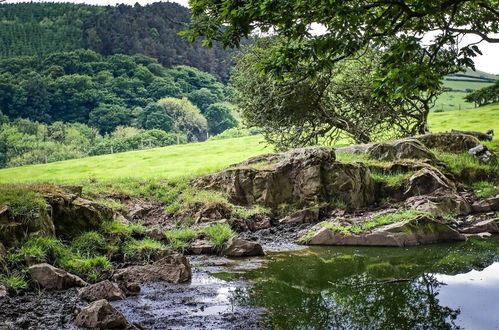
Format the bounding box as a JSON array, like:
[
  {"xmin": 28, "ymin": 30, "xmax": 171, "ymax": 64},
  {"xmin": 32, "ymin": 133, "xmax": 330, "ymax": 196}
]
[
  {"xmin": 415, "ymin": 133, "xmax": 480, "ymax": 153},
  {"xmin": 47, "ymin": 195, "xmax": 113, "ymax": 239},
  {"xmin": 471, "ymin": 197, "xmax": 499, "ymax": 213},
  {"xmin": 367, "ymin": 139, "xmax": 436, "ymax": 161},
  {"xmin": 0, "ymin": 204, "xmax": 55, "ymax": 249},
  {"xmin": 195, "ymin": 147, "xmax": 375, "ymax": 210},
  {"xmin": 461, "ymin": 218, "xmax": 499, "ymax": 234},
  {"xmin": 113, "ymin": 253, "xmax": 191, "ymax": 284},
  {"xmin": 404, "ymin": 168, "xmax": 455, "ymax": 197},
  {"xmin": 223, "ymin": 238, "xmax": 264, "ymax": 257},
  {"xmin": 406, "ymin": 192, "xmax": 471, "ymax": 217},
  {"xmin": 78, "ymin": 280, "xmax": 125, "ymax": 302},
  {"xmin": 75, "ymin": 299, "xmax": 128, "ymax": 329},
  {"xmin": 304, "ymin": 216, "xmax": 465, "ymax": 247},
  {"xmin": 29, "ymin": 263, "xmax": 87, "ymax": 290}
]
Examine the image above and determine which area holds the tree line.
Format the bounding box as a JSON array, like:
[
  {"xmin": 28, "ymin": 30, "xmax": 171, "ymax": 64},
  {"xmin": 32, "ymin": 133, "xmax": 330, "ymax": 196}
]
[
  {"xmin": 0, "ymin": 2, "xmax": 232, "ymax": 81},
  {"xmin": 0, "ymin": 50, "xmax": 237, "ymax": 142}
]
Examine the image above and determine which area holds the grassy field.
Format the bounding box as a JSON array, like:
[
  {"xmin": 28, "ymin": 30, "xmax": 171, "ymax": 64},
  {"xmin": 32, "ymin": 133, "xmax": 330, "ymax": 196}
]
[{"xmin": 0, "ymin": 104, "xmax": 497, "ymax": 184}]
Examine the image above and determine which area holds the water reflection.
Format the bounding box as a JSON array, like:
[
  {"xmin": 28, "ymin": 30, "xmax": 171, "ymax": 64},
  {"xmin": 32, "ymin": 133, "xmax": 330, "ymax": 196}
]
[{"xmin": 229, "ymin": 237, "xmax": 499, "ymax": 329}]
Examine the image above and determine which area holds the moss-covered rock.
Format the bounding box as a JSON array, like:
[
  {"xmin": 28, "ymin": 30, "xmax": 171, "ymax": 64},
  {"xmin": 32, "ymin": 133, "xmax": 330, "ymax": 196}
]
[
  {"xmin": 415, "ymin": 133, "xmax": 480, "ymax": 153},
  {"xmin": 367, "ymin": 139, "xmax": 436, "ymax": 162}
]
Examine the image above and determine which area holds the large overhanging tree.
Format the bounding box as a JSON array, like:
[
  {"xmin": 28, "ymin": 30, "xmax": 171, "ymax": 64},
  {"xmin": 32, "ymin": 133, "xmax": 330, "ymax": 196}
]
[{"xmin": 183, "ymin": 0, "xmax": 499, "ymax": 141}]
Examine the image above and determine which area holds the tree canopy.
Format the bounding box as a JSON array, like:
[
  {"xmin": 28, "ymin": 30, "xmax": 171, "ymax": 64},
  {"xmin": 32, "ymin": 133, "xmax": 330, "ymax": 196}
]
[{"xmin": 186, "ymin": 0, "xmax": 499, "ymax": 97}]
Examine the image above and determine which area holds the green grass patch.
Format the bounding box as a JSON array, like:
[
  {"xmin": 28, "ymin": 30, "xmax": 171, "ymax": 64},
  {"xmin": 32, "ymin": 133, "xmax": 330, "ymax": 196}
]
[
  {"xmin": 472, "ymin": 181, "xmax": 499, "ymax": 198},
  {"xmin": 59, "ymin": 255, "xmax": 112, "ymax": 283},
  {"xmin": 71, "ymin": 232, "xmax": 107, "ymax": 257},
  {"xmin": 434, "ymin": 150, "xmax": 498, "ymax": 178},
  {"xmin": 0, "ymin": 273, "xmax": 28, "ymax": 294},
  {"xmin": 203, "ymin": 223, "xmax": 235, "ymax": 248},
  {"xmin": 370, "ymin": 171, "xmax": 413, "ymax": 188},
  {"xmin": 0, "ymin": 185, "xmax": 48, "ymax": 222},
  {"xmin": 123, "ymin": 238, "xmax": 167, "ymax": 260},
  {"xmin": 102, "ymin": 220, "xmax": 146, "ymax": 237},
  {"xmin": 165, "ymin": 228, "xmax": 198, "ymax": 251}
]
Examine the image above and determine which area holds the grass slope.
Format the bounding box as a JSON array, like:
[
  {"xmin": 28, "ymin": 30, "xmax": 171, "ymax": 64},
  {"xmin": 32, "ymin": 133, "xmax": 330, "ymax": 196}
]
[{"xmin": 0, "ymin": 104, "xmax": 497, "ymax": 184}]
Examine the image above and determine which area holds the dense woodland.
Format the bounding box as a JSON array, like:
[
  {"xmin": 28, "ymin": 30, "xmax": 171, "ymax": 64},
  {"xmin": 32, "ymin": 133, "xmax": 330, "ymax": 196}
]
[{"xmin": 0, "ymin": 2, "xmax": 232, "ymax": 81}]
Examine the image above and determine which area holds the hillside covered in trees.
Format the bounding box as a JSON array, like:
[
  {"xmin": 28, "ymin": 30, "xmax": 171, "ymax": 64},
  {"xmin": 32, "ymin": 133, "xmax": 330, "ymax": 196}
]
[{"xmin": 0, "ymin": 2, "xmax": 232, "ymax": 81}]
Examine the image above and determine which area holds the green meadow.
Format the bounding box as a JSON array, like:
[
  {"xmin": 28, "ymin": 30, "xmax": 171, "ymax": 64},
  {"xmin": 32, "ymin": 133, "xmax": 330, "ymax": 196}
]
[{"xmin": 0, "ymin": 104, "xmax": 497, "ymax": 184}]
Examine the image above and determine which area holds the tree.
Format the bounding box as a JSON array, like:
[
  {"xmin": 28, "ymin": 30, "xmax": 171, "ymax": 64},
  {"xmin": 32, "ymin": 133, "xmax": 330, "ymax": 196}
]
[
  {"xmin": 204, "ymin": 103, "xmax": 238, "ymax": 135},
  {"xmin": 135, "ymin": 103, "xmax": 174, "ymax": 132},
  {"xmin": 186, "ymin": 0, "xmax": 499, "ymax": 124},
  {"xmin": 230, "ymin": 38, "xmax": 443, "ymax": 148},
  {"xmin": 465, "ymin": 80, "xmax": 499, "ymax": 107},
  {"xmin": 156, "ymin": 97, "xmax": 208, "ymax": 141},
  {"xmin": 188, "ymin": 87, "xmax": 220, "ymax": 113},
  {"xmin": 88, "ymin": 104, "xmax": 131, "ymax": 134}
]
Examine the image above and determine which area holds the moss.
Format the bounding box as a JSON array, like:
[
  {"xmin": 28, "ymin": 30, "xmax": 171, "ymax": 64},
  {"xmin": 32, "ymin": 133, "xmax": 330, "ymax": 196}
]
[
  {"xmin": 0, "ymin": 184, "xmax": 49, "ymax": 223},
  {"xmin": 203, "ymin": 223, "xmax": 235, "ymax": 248}
]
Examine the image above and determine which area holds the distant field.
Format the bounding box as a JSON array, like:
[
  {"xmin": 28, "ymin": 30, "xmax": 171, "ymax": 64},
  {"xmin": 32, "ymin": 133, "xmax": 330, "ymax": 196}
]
[
  {"xmin": 0, "ymin": 104, "xmax": 497, "ymax": 184},
  {"xmin": 434, "ymin": 78, "xmax": 495, "ymax": 112}
]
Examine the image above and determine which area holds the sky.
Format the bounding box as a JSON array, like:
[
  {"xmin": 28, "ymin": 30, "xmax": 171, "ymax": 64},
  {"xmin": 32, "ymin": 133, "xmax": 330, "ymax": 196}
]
[{"xmin": 3, "ymin": 0, "xmax": 499, "ymax": 74}]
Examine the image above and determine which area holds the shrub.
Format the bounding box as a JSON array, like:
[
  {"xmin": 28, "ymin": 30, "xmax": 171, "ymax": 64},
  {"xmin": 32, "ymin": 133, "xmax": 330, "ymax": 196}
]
[{"xmin": 203, "ymin": 223, "xmax": 235, "ymax": 248}]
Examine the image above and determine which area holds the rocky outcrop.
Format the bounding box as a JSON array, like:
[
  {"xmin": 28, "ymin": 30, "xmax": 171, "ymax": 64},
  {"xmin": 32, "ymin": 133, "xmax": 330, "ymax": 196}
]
[
  {"xmin": 461, "ymin": 218, "xmax": 499, "ymax": 234},
  {"xmin": 367, "ymin": 139, "xmax": 436, "ymax": 162},
  {"xmin": 29, "ymin": 263, "xmax": 87, "ymax": 290},
  {"xmin": 113, "ymin": 253, "xmax": 191, "ymax": 285},
  {"xmin": 451, "ymin": 129, "xmax": 493, "ymax": 141},
  {"xmin": 75, "ymin": 299, "xmax": 128, "ymax": 329},
  {"xmin": 403, "ymin": 168, "xmax": 456, "ymax": 197},
  {"xmin": 222, "ymin": 238, "xmax": 264, "ymax": 257},
  {"xmin": 304, "ymin": 215, "xmax": 465, "ymax": 247},
  {"xmin": 471, "ymin": 196, "xmax": 499, "ymax": 213},
  {"xmin": 468, "ymin": 144, "xmax": 496, "ymax": 163},
  {"xmin": 406, "ymin": 192, "xmax": 471, "ymax": 217},
  {"xmin": 195, "ymin": 147, "xmax": 375, "ymax": 210},
  {"xmin": 78, "ymin": 280, "xmax": 125, "ymax": 302},
  {"xmin": 47, "ymin": 195, "xmax": 113, "ymax": 239},
  {"xmin": 415, "ymin": 133, "xmax": 480, "ymax": 153},
  {"xmin": 195, "ymin": 202, "xmax": 231, "ymax": 223},
  {"xmin": 0, "ymin": 204, "xmax": 55, "ymax": 249}
]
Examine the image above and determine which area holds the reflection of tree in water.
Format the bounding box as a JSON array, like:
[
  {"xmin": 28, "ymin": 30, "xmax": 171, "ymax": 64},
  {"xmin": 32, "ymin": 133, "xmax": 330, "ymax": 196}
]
[{"xmin": 236, "ymin": 272, "xmax": 459, "ymax": 329}]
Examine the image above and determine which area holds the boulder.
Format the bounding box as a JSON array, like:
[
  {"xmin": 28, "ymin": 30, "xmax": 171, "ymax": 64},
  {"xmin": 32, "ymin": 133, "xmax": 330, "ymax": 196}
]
[
  {"xmin": 48, "ymin": 196, "xmax": 113, "ymax": 239},
  {"xmin": 468, "ymin": 144, "xmax": 496, "ymax": 163},
  {"xmin": 195, "ymin": 202, "xmax": 232, "ymax": 223},
  {"xmin": 304, "ymin": 215, "xmax": 465, "ymax": 247},
  {"xmin": 189, "ymin": 239, "xmax": 216, "ymax": 255},
  {"xmin": 461, "ymin": 218, "xmax": 499, "ymax": 234},
  {"xmin": 0, "ymin": 204, "xmax": 55, "ymax": 249},
  {"xmin": 367, "ymin": 139, "xmax": 436, "ymax": 161},
  {"xmin": 279, "ymin": 208, "xmax": 319, "ymax": 225},
  {"xmin": 0, "ymin": 282, "xmax": 8, "ymax": 298},
  {"xmin": 29, "ymin": 263, "xmax": 87, "ymax": 290},
  {"xmin": 406, "ymin": 192, "xmax": 471, "ymax": 217},
  {"xmin": 75, "ymin": 299, "xmax": 128, "ymax": 329},
  {"xmin": 451, "ymin": 129, "xmax": 493, "ymax": 141},
  {"xmin": 415, "ymin": 133, "xmax": 480, "ymax": 153},
  {"xmin": 223, "ymin": 237, "xmax": 265, "ymax": 257},
  {"xmin": 78, "ymin": 280, "xmax": 125, "ymax": 302},
  {"xmin": 404, "ymin": 168, "xmax": 455, "ymax": 197},
  {"xmin": 113, "ymin": 253, "xmax": 191, "ymax": 284},
  {"xmin": 471, "ymin": 197, "xmax": 499, "ymax": 213}
]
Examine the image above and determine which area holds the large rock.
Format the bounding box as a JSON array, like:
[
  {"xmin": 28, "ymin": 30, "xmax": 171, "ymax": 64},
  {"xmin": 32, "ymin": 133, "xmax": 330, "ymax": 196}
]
[
  {"xmin": 29, "ymin": 263, "xmax": 87, "ymax": 290},
  {"xmin": 406, "ymin": 192, "xmax": 471, "ymax": 217},
  {"xmin": 304, "ymin": 215, "xmax": 465, "ymax": 247},
  {"xmin": 415, "ymin": 133, "xmax": 480, "ymax": 153},
  {"xmin": 75, "ymin": 299, "xmax": 128, "ymax": 329},
  {"xmin": 195, "ymin": 147, "xmax": 375, "ymax": 210},
  {"xmin": 468, "ymin": 144, "xmax": 496, "ymax": 163},
  {"xmin": 189, "ymin": 239, "xmax": 216, "ymax": 255},
  {"xmin": 0, "ymin": 204, "xmax": 55, "ymax": 249},
  {"xmin": 367, "ymin": 139, "xmax": 436, "ymax": 161},
  {"xmin": 404, "ymin": 168, "xmax": 455, "ymax": 197},
  {"xmin": 223, "ymin": 237, "xmax": 264, "ymax": 257},
  {"xmin": 113, "ymin": 253, "xmax": 191, "ymax": 284},
  {"xmin": 48, "ymin": 196, "xmax": 113, "ymax": 239},
  {"xmin": 471, "ymin": 196, "xmax": 499, "ymax": 213},
  {"xmin": 78, "ymin": 280, "xmax": 125, "ymax": 302},
  {"xmin": 461, "ymin": 218, "xmax": 499, "ymax": 234}
]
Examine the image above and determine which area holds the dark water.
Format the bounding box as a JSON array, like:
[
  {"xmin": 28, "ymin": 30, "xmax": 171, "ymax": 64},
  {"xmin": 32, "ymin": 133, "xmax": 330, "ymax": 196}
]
[{"xmin": 222, "ymin": 237, "xmax": 499, "ymax": 330}]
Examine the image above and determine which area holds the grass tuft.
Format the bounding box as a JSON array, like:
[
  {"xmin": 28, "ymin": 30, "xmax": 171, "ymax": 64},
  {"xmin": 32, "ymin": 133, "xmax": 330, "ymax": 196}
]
[
  {"xmin": 165, "ymin": 228, "xmax": 198, "ymax": 251},
  {"xmin": 203, "ymin": 223, "xmax": 235, "ymax": 248},
  {"xmin": 472, "ymin": 181, "xmax": 499, "ymax": 198}
]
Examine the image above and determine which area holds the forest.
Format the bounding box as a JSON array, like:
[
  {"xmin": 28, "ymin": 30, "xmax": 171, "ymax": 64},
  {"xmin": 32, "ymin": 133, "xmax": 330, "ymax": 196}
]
[{"xmin": 0, "ymin": 2, "xmax": 232, "ymax": 81}]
